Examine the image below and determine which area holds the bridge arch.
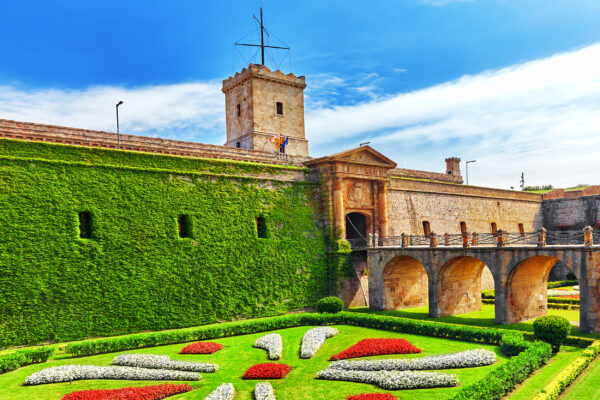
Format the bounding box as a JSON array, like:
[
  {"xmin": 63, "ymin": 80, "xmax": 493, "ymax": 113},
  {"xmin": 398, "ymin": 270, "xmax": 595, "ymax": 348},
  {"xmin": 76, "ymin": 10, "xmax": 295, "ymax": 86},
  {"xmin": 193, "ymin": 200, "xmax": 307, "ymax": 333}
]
[
  {"xmin": 506, "ymin": 255, "xmax": 558, "ymax": 323},
  {"xmin": 435, "ymin": 256, "xmax": 490, "ymax": 317},
  {"xmin": 382, "ymin": 255, "xmax": 428, "ymax": 310}
]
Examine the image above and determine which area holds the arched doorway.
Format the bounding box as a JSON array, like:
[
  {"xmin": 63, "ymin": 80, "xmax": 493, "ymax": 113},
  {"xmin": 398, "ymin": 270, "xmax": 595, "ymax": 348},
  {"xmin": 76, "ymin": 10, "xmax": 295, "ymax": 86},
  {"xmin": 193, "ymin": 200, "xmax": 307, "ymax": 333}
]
[
  {"xmin": 437, "ymin": 256, "xmax": 488, "ymax": 317},
  {"xmin": 383, "ymin": 256, "xmax": 428, "ymax": 310},
  {"xmin": 345, "ymin": 212, "xmax": 367, "ymax": 240}
]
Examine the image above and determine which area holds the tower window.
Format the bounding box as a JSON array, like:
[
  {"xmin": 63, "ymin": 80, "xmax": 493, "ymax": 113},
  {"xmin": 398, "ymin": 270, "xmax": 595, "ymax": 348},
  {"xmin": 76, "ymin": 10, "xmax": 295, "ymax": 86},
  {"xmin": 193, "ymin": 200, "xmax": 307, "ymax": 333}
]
[
  {"xmin": 518, "ymin": 223, "xmax": 525, "ymax": 236},
  {"xmin": 78, "ymin": 211, "xmax": 92, "ymax": 238},
  {"xmin": 236, "ymin": 141, "xmax": 241, "ymax": 148},
  {"xmin": 491, "ymin": 222, "xmax": 498, "ymax": 236},
  {"xmin": 276, "ymin": 102, "xmax": 283, "ymax": 115},
  {"xmin": 236, "ymin": 104, "xmax": 241, "ymax": 117},
  {"xmin": 178, "ymin": 215, "xmax": 191, "ymax": 238},
  {"xmin": 460, "ymin": 221, "xmax": 467, "ymax": 233},
  {"xmin": 422, "ymin": 221, "xmax": 431, "ymax": 237},
  {"xmin": 256, "ymin": 216, "xmax": 267, "ymax": 238}
]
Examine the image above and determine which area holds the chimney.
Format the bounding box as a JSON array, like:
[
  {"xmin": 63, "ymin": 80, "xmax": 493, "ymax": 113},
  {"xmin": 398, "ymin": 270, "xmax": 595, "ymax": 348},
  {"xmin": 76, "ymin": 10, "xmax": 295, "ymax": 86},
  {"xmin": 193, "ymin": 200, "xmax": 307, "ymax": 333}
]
[{"xmin": 445, "ymin": 157, "xmax": 461, "ymax": 178}]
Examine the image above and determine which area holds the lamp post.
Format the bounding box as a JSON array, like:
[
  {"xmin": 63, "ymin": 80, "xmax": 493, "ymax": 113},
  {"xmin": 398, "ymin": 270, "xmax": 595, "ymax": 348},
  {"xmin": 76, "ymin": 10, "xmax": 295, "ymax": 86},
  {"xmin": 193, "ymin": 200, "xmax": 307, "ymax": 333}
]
[
  {"xmin": 116, "ymin": 101, "xmax": 124, "ymax": 149},
  {"xmin": 466, "ymin": 160, "xmax": 476, "ymax": 185}
]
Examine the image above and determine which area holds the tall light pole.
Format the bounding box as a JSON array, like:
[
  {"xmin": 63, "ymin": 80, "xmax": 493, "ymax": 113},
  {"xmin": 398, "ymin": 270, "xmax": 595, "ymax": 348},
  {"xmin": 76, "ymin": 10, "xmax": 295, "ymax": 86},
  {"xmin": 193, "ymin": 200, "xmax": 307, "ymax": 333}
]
[
  {"xmin": 466, "ymin": 160, "xmax": 476, "ymax": 185},
  {"xmin": 116, "ymin": 101, "xmax": 124, "ymax": 149}
]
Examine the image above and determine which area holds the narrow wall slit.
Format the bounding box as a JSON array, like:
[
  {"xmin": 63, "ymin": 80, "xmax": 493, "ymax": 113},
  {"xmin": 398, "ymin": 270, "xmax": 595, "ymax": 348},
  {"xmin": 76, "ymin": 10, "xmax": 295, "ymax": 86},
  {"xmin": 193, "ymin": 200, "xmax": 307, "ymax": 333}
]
[
  {"xmin": 78, "ymin": 211, "xmax": 92, "ymax": 238},
  {"xmin": 178, "ymin": 215, "xmax": 191, "ymax": 238}
]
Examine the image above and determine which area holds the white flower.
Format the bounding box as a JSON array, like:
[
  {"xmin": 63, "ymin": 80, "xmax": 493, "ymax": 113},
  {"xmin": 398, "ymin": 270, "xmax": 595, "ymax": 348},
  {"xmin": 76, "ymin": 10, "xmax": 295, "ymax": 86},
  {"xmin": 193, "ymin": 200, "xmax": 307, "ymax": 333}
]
[
  {"xmin": 254, "ymin": 382, "xmax": 276, "ymax": 400},
  {"xmin": 113, "ymin": 353, "xmax": 217, "ymax": 372},
  {"xmin": 330, "ymin": 349, "xmax": 496, "ymax": 371},
  {"xmin": 316, "ymin": 368, "xmax": 459, "ymax": 390},
  {"xmin": 255, "ymin": 333, "xmax": 283, "ymax": 360},
  {"xmin": 300, "ymin": 327, "xmax": 339, "ymax": 359},
  {"xmin": 205, "ymin": 383, "xmax": 235, "ymax": 400},
  {"xmin": 24, "ymin": 365, "xmax": 200, "ymax": 386}
]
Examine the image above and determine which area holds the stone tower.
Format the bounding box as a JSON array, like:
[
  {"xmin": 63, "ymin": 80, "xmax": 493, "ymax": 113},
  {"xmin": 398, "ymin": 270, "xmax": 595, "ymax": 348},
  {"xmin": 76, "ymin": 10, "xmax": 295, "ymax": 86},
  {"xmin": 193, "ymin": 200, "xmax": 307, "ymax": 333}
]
[
  {"xmin": 222, "ymin": 64, "xmax": 309, "ymax": 158},
  {"xmin": 445, "ymin": 157, "xmax": 462, "ymax": 179}
]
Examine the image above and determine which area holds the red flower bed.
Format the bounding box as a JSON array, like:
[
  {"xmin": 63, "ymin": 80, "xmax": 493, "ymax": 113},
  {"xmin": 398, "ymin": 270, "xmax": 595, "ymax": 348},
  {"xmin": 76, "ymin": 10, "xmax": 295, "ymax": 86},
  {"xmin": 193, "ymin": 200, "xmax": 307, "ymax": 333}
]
[
  {"xmin": 557, "ymin": 295, "xmax": 579, "ymax": 300},
  {"xmin": 330, "ymin": 338, "xmax": 421, "ymax": 360},
  {"xmin": 243, "ymin": 363, "xmax": 292, "ymax": 379},
  {"xmin": 347, "ymin": 394, "xmax": 397, "ymax": 400},
  {"xmin": 180, "ymin": 341, "xmax": 223, "ymax": 354},
  {"xmin": 62, "ymin": 384, "xmax": 192, "ymax": 400}
]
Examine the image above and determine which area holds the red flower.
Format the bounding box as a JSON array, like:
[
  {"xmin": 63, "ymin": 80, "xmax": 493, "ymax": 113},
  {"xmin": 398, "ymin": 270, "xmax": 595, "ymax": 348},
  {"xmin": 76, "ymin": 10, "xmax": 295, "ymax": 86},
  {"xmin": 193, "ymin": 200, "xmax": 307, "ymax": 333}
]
[
  {"xmin": 180, "ymin": 341, "xmax": 223, "ymax": 354},
  {"xmin": 62, "ymin": 384, "xmax": 192, "ymax": 400},
  {"xmin": 243, "ymin": 363, "xmax": 292, "ymax": 379},
  {"xmin": 556, "ymin": 295, "xmax": 579, "ymax": 299},
  {"xmin": 346, "ymin": 394, "xmax": 398, "ymax": 400},
  {"xmin": 330, "ymin": 338, "xmax": 421, "ymax": 360}
]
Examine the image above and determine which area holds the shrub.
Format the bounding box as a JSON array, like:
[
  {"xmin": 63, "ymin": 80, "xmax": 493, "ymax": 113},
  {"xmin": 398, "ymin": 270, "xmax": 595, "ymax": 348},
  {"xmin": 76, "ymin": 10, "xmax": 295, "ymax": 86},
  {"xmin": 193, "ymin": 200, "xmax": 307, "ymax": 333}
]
[
  {"xmin": 547, "ymin": 280, "xmax": 578, "ymax": 289},
  {"xmin": 180, "ymin": 341, "xmax": 223, "ymax": 354},
  {"xmin": 533, "ymin": 316, "xmax": 571, "ymax": 352},
  {"xmin": 500, "ymin": 332, "xmax": 529, "ymax": 357},
  {"xmin": 330, "ymin": 338, "xmax": 421, "ymax": 360},
  {"xmin": 0, "ymin": 347, "xmax": 54, "ymax": 374},
  {"xmin": 316, "ymin": 297, "xmax": 344, "ymax": 313},
  {"xmin": 566, "ymin": 271, "xmax": 577, "ymax": 281},
  {"xmin": 243, "ymin": 363, "xmax": 291, "ymax": 379},
  {"xmin": 61, "ymin": 383, "xmax": 193, "ymax": 400}
]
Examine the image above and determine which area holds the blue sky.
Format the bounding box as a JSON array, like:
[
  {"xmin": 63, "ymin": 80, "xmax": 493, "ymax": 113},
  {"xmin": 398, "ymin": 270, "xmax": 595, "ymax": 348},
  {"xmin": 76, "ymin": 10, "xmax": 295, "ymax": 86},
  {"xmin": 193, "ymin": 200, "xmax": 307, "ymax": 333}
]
[{"xmin": 1, "ymin": 0, "xmax": 600, "ymax": 188}]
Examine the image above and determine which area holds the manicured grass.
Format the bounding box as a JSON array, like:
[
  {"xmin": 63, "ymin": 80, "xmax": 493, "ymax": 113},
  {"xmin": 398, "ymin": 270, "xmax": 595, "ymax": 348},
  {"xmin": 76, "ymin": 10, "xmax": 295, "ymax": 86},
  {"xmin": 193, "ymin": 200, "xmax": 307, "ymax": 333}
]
[
  {"xmin": 347, "ymin": 305, "xmax": 600, "ymax": 340},
  {"xmin": 0, "ymin": 325, "xmax": 507, "ymax": 400},
  {"xmin": 562, "ymin": 356, "xmax": 600, "ymax": 400}
]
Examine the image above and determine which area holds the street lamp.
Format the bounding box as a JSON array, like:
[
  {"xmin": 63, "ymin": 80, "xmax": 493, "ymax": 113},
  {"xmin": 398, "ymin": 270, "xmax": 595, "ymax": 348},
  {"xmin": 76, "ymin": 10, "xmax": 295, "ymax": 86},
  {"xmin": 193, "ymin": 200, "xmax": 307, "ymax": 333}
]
[
  {"xmin": 466, "ymin": 160, "xmax": 476, "ymax": 185},
  {"xmin": 116, "ymin": 101, "xmax": 124, "ymax": 149}
]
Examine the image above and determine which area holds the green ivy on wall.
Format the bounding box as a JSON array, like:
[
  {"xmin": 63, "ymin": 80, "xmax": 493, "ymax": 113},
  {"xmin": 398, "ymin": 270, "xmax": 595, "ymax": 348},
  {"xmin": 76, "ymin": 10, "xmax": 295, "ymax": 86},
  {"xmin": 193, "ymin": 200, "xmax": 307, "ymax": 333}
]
[{"xmin": 0, "ymin": 140, "xmax": 330, "ymax": 348}]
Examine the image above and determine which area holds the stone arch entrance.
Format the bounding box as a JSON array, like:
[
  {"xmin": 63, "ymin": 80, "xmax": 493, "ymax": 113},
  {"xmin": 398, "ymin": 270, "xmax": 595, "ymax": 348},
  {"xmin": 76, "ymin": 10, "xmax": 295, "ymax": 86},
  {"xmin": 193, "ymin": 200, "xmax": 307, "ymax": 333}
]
[
  {"xmin": 437, "ymin": 256, "xmax": 488, "ymax": 317},
  {"xmin": 507, "ymin": 256, "xmax": 558, "ymax": 323},
  {"xmin": 383, "ymin": 256, "xmax": 428, "ymax": 310},
  {"xmin": 345, "ymin": 212, "xmax": 368, "ymax": 240}
]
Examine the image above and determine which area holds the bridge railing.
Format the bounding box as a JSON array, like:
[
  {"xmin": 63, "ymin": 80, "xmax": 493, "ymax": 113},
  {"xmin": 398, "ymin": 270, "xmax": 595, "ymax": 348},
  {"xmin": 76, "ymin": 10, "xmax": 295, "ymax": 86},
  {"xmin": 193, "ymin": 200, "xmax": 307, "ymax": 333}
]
[{"xmin": 355, "ymin": 226, "xmax": 597, "ymax": 249}]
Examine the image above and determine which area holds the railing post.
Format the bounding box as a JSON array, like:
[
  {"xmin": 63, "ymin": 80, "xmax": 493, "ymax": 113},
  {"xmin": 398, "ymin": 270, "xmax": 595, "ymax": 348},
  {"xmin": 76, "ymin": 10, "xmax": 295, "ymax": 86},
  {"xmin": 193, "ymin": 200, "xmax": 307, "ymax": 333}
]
[
  {"xmin": 462, "ymin": 231, "xmax": 470, "ymax": 248},
  {"xmin": 367, "ymin": 233, "xmax": 373, "ymax": 248},
  {"xmin": 444, "ymin": 233, "xmax": 450, "ymax": 246},
  {"xmin": 430, "ymin": 232, "xmax": 438, "ymax": 248},
  {"xmin": 401, "ymin": 233, "xmax": 408, "ymax": 248},
  {"xmin": 472, "ymin": 232, "xmax": 478, "ymax": 246},
  {"xmin": 537, "ymin": 227, "xmax": 547, "ymax": 247},
  {"xmin": 497, "ymin": 229, "xmax": 505, "ymax": 247},
  {"xmin": 373, "ymin": 232, "xmax": 379, "ymax": 247},
  {"xmin": 584, "ymin": 226, "xmax": 593, "ymax": 247}
]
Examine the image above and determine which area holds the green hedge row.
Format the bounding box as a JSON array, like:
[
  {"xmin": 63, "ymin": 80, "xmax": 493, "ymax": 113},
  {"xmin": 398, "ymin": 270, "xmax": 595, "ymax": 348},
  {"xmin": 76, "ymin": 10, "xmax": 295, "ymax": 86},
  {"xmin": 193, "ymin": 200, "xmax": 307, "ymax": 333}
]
[
  {"xmin": 0, "ymin": 347, "xmax": 54, "ymax": 374},
  {"xmin": 547, "ymin": 280, "xmax": 578, "ymax": 289},
  {"xmin": 500, "ymin": 331, "xmax": 529, "ymax": 357},
  {"xmin": 64, "ymin": 311, "xmax": 590, "ymax": 357},
  {"xmin": 481, "ymin": 299, "xmax": 579, "ymax": 310}
]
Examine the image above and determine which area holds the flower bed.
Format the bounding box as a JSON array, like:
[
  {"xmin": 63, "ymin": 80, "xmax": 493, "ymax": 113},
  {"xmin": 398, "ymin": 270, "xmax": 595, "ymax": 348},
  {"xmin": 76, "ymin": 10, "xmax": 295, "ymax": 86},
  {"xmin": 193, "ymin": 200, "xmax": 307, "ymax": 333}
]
[
  {"xmin": 243, "ymin": 363, "xmax": 292, "ymax": 380},
  {"xmin": 255, "ymin": 334, "xmax": 283, "ymax": 360},
  {"xmin": 254, "ymin": 382, "xmax": 277, "ymax": 400},
  {"xmin": 205, "ymin": 383, "xmax": 235, "ymax": 400},
  {"xmin": 180, "ymin": 342, "xmax": 223, "ymax": 354},
  {"xmin": 300, "ymin": 327, "xmax": 338, "ymax": 359},
  {"xmin": 24, "ymin": 365, "xmax": 200, "ymax": 386},
  {"xmin": 346, "ymin": 394, "xmax": 397, "ymax": 400},
  {"xmin": 113, "ymin": 354, "xmax": 217, "ymax": 372},
  {"xmin": 317, "ymin": 368, "xmax": 458, "ymax": 390},
  {"xmin": 331, "ymin": 349, "xmax": 496, "ymax": 371},
  {"xmin": 330, "ymin": 339, "xmax": 421, "ymax": 360},
  {"xmin": 555, "ymin": 295, "xmax": 579, "ymax": 300},
  {"xmin": 61, "ymin": 383, "xmax": 193, "ymax": 400}
]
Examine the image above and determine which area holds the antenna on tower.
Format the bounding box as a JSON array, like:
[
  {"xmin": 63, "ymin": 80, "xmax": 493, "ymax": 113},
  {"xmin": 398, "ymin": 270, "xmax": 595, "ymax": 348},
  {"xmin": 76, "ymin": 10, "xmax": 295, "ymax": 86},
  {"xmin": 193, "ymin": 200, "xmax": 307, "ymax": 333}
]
[{"xmin": 234, "ymin": 1, "xmax": 290, "ymax": 67}]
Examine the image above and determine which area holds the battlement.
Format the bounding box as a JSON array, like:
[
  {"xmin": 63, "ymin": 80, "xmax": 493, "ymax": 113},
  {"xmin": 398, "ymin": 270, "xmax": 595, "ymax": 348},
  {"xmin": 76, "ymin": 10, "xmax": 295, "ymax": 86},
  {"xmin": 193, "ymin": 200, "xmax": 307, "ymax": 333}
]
[{"xmin": 222, "ymin": 64, "xmax": 306, "ymax": 93}]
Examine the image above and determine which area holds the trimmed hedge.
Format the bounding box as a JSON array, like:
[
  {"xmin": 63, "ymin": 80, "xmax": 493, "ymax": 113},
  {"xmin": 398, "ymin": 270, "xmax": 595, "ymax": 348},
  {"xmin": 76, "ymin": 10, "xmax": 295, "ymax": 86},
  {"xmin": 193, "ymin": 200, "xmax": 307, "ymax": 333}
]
[
  {"xmin": 533, "ymin": 316, "xmax": 572, "ymax": 352},
  {"xmin": 316, "ymin": 297, "xmax": 344, "ymax": 313},
  {"xmin": 451, "ymin": 341, "xmax": 552, "ymax": 400},
  {"xmin": 482, "ymin": 299, "xmax": 578, "ymax": 310},
  {"xmin": 500, "ymin": 332, "xmax": 528, "ymax": 357},
  {"xmin": 547, "ymin": 280, "xmax": 578, "ymax": 289},
  {"xmin": 533, "ymin": 340, "xmax": 600, "ymax": 400},
  {"xmin": 0, "ymin": 347, "xmax": 54, "ymax": 374}
]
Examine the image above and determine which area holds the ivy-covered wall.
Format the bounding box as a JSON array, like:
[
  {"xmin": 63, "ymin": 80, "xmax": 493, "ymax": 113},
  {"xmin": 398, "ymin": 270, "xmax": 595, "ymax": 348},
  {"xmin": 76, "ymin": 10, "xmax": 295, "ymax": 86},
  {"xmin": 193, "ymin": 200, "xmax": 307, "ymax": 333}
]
[{"xmin": 0, "ymin": 139, "xmax": 330, "ymax": 347}]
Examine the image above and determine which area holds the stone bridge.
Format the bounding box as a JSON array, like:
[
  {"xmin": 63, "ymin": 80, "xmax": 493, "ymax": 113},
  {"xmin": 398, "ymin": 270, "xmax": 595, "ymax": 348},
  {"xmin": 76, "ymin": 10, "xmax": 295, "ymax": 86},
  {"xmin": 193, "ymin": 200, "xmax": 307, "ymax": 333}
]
[{"xmin": 367, "ymin": 239, "xmax": 600, "ymax": 332}]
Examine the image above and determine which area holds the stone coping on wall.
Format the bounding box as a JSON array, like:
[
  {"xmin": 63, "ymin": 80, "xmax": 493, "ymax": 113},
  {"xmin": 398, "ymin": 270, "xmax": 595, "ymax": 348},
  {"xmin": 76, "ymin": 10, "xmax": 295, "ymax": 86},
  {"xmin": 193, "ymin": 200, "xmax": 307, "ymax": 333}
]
[
  {"xmin": 389, "ymin": 176, "xmax": 542, "ymax": 202},
  {"xmin": 388, "ymin": 167, "xmax": 462, "ymax": 184},
  {"xmin": 542, "ymin": 186, "xmax": 600, "ymax": 201}
]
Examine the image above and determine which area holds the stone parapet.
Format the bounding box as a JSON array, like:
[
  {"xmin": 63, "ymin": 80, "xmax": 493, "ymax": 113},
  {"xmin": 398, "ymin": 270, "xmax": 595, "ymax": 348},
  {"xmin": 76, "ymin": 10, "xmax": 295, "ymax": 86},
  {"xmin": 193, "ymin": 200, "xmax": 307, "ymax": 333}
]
[
  {"xmin": 388, "ymin": 168, "xmax": 463, "ymax": 184},
  {"xmin": 543, "ymin": 186, "xmax": 600, "ymax": 200}
]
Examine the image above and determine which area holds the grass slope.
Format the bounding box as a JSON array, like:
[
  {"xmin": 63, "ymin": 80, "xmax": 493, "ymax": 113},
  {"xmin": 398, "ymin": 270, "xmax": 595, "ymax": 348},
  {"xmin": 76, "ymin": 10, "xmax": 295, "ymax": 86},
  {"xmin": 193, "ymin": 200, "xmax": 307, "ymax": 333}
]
[{"xmin": 0, "ymin": 325, "xmax": 507, "ymax": 400}]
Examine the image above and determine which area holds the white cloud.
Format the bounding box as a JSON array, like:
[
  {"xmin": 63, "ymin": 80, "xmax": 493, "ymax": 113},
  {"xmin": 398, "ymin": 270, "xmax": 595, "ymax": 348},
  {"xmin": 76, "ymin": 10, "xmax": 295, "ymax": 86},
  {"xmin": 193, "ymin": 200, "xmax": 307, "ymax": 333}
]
[{"xmin": 305, "ymin": 44, "xmax": 600, "ymax": 188}]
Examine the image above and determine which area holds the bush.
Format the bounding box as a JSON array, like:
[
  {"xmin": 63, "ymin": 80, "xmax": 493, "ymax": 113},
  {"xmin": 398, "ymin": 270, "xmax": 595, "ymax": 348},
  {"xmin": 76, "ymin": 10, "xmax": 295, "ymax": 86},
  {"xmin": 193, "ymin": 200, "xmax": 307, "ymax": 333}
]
[
  {"xmin": 500, "ymin": 332, "xmax": 529, "ymax": 357},
  {"xmin": 533, "ymin": 316, "xmax": 571, "ymax": 352},
  {"xmin": 316, "ymin": 297, "xmax": 344, "ymax": 313},
  {"xmin": 566, "ymin": 271, "xmax": 577, "ymax": 281},
  {"xmin": 547, "ymin": 280, "xmax": 578, "ymax": 289},
  {"xmin": 0, "ymin": 347, "xmax": 54, "ymax": 374}
]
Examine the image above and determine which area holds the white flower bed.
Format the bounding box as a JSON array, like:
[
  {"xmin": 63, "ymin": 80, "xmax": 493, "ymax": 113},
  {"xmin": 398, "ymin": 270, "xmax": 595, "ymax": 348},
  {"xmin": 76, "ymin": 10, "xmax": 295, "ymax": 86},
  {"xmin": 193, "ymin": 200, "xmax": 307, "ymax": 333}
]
[
  {"xmin": 205, "ymin": 383, "xmax": 235, "ymax": 400},
  {"xmin": 254, "ymin": 382, "xmax": 276, "ymax": 400},
  {"xmin": 24, "ymin": 365, "xmax": 200, "ymax": 386},
  {"xmin": 330, "ymin": 349, "xmax": 496, "ymax": 371},
  {"xmin": 317, "ymin": 368, "xmax": 458, "ymax": 390},
  {"xmin": 548, "ymin": 289, "xmax": 579, "ymax": 296},
  {"xmin": 300, "ymin": 327, "xmax": 339, "ymax": 359},
  {"xmin": 113, "ymin": 353, "xmax": 217, "ymax": 372},
  {"xmin": 255, "ymin": 333, "xmax": 283, "ymax": 360}
]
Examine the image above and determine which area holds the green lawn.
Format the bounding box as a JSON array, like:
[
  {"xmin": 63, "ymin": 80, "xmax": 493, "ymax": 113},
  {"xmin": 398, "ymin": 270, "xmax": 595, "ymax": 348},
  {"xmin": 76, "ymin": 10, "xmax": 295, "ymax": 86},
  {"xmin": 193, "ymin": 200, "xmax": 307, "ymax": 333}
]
[
  {"xmin": 0, "ymin": 325, "xmax": 508, "ymax": 400},
  {"xmin": 562, "ymin": 356, "xmax": 600, "ymax": 400},
  {"xmin": 347, "ymin": 305, "xmax": 600, "ymax": 339}
]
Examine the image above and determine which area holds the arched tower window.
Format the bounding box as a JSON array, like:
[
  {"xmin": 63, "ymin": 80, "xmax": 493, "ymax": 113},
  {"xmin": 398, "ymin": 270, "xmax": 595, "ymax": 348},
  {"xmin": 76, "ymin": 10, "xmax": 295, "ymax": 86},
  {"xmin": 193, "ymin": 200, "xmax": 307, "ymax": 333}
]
[{"xmin": 422, "ymin": 221, "xmax": 431, "ymax": 237}]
